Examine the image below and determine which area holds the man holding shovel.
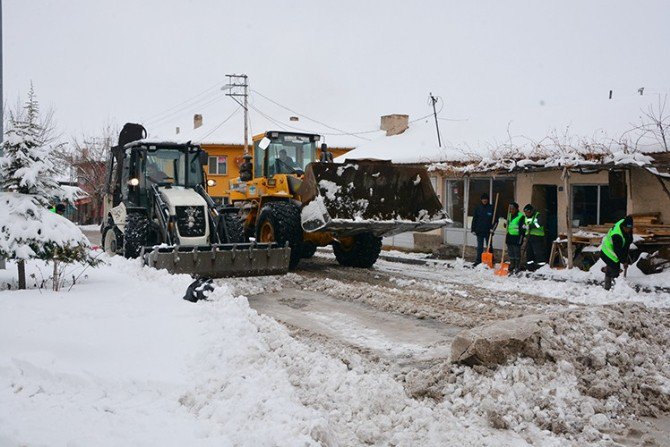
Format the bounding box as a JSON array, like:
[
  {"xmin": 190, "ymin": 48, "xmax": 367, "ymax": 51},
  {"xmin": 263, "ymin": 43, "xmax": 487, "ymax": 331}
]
[
  {"xmin": 600, "ymin": 216, "xmax": 634, "ymax": 290},
  {"xmin": 471, "ymin": 193, "xmax": 498, "ymax": 266}
]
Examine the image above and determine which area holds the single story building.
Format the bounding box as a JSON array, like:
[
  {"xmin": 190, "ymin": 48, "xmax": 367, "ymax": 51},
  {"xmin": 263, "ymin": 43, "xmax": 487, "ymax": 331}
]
[{"xmin": 340, "ymin": 95, "xmax": 670, "ymax": 260}]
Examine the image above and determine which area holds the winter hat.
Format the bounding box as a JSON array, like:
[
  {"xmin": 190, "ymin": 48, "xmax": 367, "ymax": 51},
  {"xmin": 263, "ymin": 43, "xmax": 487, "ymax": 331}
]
[
  {"xmin": 481, "ymin": 193, "xmax": 489, "ymax": 200},
  {"xmin": 523, "ymin": 204, "xmax": 534, "ymax": 212},
  {"xmin": 623, "ymin": 216, "xmax": 634, "ymax": 228}
]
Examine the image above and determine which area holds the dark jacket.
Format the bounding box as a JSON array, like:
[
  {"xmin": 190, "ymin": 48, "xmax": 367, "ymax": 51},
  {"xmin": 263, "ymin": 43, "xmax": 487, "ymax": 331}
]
[
  {"xmin": 611, "ymin": 233, "xmax": 633, "ymax": 263},
  {"xmin": 471, "ymin": 203, "xmax": 496, "ymax": 236}
]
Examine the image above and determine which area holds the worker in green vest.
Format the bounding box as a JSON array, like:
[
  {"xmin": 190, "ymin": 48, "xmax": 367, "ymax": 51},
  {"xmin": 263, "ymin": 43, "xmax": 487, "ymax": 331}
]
[
  {"xmin": 522, "ymin": 204, "xmax": 546, "ymax": 271},
  {"xmin": 505, "ymin": 202, "xmax": 525, "ymax": 275},
  {"xmin": 49, "ymin": 203, "xmax": 66, "ymax": 215},
  {"xmin": 600, "ymin": 216, "xmax": 634, "ymax": 290}
]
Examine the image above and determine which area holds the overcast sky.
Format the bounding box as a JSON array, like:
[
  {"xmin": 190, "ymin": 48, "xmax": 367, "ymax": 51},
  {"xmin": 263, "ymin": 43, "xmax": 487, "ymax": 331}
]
[{"xmin": 4, "ymin": 0, "xmax": 670, "ymax": 142}]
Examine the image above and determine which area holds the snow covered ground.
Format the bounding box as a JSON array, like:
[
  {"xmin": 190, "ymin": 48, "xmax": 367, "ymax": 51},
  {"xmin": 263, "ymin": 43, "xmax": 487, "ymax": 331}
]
[{"xmin": 1, "ymin": 251, "xmax": 669, "ymax": 446}]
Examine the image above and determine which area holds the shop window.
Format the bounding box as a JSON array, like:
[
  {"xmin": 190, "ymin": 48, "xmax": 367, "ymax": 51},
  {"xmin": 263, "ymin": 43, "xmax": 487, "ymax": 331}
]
[
  {"xmin": 208, "ymin": 156, "xmax": 228, "ymax": 175},
  {"xmin": 467, "ymin": 178, "xmax": 515, "ymax": 224},
  {"xmin": 572, "ymin": 184, "xmax": 626, "ymax": 227},
  {"xmin": 493, "ymin": 179, "xmax": 516, "ymax": 220},
  {"xmin": 468, "ymin": 179, "xmax": 490, "ymax": 217},
  {"xmin": 445, "ymin": 180, "xmax": 464, "ymax": 228}
]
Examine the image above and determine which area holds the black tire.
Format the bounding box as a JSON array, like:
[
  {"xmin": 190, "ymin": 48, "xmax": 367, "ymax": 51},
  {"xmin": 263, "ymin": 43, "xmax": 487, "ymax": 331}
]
[
  {"xmin": 333, "ymin": 232, "xmax": 382, "ymax": 268},
  {"xmin": 123, "ymin": 213, "xmax": 151, "ymax": 258},
  {"xmin": 102, "ymin": 216, "xmax": 123, "ymax": 256},
  {"xmin": 301, "ymin": 242, "xmax": 318, "ymax": 259},
  {"xmin": 256, "ymin": 201, "xmax": 303, "ymax": 270},
  {"xmin": 218, "ymin": 213, "xmax": 246, "ymax": 244}
]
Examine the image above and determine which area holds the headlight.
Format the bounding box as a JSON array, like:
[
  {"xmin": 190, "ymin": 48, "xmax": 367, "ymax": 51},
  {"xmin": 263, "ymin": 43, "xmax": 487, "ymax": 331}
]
[
  {"xmin": 128, "ymin": 178, "xmax": 140, "ymax": 186},
  {"xmin": 207, "ymin": 179, "xmax": 217, "ymax": 187}
]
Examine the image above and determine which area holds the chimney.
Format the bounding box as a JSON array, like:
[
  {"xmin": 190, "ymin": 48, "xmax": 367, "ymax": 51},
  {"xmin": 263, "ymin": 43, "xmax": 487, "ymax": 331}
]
[
  {"xmin": 193, "ymin": 114, "xmax": 203, "ymax": 129},
  {"xmin": 380, "ymin": 114, "xmax": 409, "ymax": 136}
]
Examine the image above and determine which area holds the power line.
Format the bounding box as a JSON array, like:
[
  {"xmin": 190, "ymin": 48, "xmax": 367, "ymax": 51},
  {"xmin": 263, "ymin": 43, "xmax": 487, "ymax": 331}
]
[
  {"xmin": 147, "ymin": 94, "xmax": 227, "ymax": 128},
  {"xmin": 251, "ymin": 89, "xmax": 371, "ymax": 141},
  {"xmin": 199, "ymin": 106, "xmax": 243, "ymax": 141},
  {"xmin": 141, "ymin": 80, "xmax": 225, "ymax": 123}
]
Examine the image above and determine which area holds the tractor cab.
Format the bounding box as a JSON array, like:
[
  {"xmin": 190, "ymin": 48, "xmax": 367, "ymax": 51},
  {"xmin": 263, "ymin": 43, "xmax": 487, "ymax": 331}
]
[
  {"xmin": 254, "ymin": 131, "xmax": 320, "ymax": 178},
  {"xmin": 112, "ymin": 142, "xmax": 207, "ymax": 210}
]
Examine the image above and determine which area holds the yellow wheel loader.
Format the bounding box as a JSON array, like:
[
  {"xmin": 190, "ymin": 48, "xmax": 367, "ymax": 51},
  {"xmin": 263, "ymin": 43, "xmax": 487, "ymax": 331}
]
[
  {"xmin": 101, "ymin": 123, "xmax": 290, "ymax": 278},
  {"xmin": 229, "ymin": 131, "xmax": 448, "ymax": 270}
]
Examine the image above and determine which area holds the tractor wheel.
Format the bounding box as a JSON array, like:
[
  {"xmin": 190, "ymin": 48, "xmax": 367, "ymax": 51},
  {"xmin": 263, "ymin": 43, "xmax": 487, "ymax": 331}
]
[
  {"xmin": 333, "ymin": 232, "xmax": 382, "ymax": 268},
  {"xmin": 301, "ymin": 242, "xmax": 318, "ymax": 259},
  {"xmin": 123, "ymin": 213, "xmax": 151, "ymax": 259},
  {"xmin": 256, "ymin": 201, "xmax": 303, "ymax": 270},
  {"xmin": 219, "ymin": 213, "xmax": 246, "ymax": 244},
  {"xmin": 102, "ymin": 219, "xmax": 123, "ymax": 256}
]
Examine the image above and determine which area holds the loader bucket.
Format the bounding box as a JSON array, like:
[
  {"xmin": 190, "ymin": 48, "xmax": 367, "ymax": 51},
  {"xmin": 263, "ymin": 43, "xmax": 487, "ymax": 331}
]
[
  {"xmin": 143, "ymin": 242, "xmax": 291, "ymax": 278},
  {"xmin": 299, "ymin": 160, "xmax": 449, "ymax": 238}
]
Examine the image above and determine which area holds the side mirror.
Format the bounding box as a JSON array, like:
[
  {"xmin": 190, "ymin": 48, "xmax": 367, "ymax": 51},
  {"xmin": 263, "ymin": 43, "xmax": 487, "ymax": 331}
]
[
  {"xmin": 199, "ymin": 151, "xmax": 209, "ymax": 165},
  {"xmin": 258, "ymin": 137, "xmax": 271, "ymax": 150}
]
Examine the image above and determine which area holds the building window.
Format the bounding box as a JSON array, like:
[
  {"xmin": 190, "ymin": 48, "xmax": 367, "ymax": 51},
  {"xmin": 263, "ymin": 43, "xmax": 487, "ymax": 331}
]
[
  {"xmin": 572, "ymin": 184, "xmax": 626, "ymax": 227},
  {"xmin": 444, "ymin": 177, "xmax": 515, "ymax": 229},
  {"xmin": 445, "ymin": 180, "xmax": 465, "ymax": 228},
  {"xmin": 467, "ymin": 177, "xmax": 515, "ymax": 225},
  {"xmin": 208, "ymin": 156, "xmax": 227, "ymax": 175}
]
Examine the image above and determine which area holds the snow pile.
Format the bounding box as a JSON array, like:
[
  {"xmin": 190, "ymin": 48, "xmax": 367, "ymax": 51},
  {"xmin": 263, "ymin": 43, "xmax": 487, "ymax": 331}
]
[
  {"xmin": 406, "ymin": 305, "xmax": 670, "ymax": 444},
  {"xmin": 0, "ymin": 192, "xmax": 90, "ymax": 259},
  {"xmin": 195, "ymin": 290, "xmax": 538, "ymax": 446},
  {"xmin": 0, "ymin": 258, "xmax": 538, "ymax": 446}
]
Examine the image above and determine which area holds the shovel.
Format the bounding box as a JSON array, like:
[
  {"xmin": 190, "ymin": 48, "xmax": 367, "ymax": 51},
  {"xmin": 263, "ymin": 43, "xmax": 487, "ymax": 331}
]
[
  {"xmin": 481, "ymin": 193, "xmax": 499, "ymax": 268},
  {"xmin": 495, "ymin": 210, "xmax": 510, "ymax": 276}
]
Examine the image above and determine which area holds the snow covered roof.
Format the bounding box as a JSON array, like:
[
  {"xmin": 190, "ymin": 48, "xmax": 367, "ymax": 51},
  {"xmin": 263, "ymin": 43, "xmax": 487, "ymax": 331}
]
[{"xmin": 339, "ymin": 94, "xmax": 670, "ymax": 172}]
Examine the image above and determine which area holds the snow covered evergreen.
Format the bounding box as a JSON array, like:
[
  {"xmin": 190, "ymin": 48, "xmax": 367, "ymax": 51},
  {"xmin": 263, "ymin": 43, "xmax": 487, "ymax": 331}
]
[
  {"xmin": 0, "ymin": 86, "xmax": 97, "ymax": 288},
  {"xmin": 0, "ymin": 85, "xmax": 63, "ymax": 205}
]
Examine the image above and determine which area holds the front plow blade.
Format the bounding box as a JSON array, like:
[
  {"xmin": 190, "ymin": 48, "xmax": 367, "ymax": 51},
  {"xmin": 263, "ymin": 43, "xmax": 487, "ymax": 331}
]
[
  {"xmin": 143, "ymin": 243, "xmax": 291, "ymax": 278},
  {"xmin": 299, "ymin": 160, "xmax": 449, "ymax": 238}
]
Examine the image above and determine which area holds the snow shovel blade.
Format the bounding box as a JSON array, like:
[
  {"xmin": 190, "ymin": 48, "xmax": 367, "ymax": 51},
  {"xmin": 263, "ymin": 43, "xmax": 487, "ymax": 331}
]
[
  {"xmin": 481, "ymin": 251, "xmax": 494, "ymax": 269},
  {"xmin": 143, "ymin": 242, "xmax": 291, "ymax": 278},
  {"xmin": 299, "ymin": 160, "xmax": 449, "ymax": 238},
  {"xmin": 495, "ymin": 262, "xmax": 509, "ymax": 276}
]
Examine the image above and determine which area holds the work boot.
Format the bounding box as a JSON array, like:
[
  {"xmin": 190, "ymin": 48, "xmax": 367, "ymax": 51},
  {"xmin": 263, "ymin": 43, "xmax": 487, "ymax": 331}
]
[{"xmin": 603, "ymin": 276, "xmax": 612, "ymax": 291}]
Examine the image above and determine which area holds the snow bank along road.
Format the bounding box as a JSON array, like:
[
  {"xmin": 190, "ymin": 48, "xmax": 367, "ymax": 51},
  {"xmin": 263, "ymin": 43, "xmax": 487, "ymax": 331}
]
[
  {"xmin": 232, "ymin": 251, "xmax": 670, "ymax": 446},
  {"xmin": 1, "ymin": 251, "xmax": 669, "ymax": 446}
]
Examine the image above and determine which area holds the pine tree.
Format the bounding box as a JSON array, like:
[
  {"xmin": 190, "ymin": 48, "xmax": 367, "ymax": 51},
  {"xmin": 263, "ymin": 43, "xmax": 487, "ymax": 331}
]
[
  {"xmin": 0, "ymin": 86, "xmax": 99, "ymax": 290},
  {"xmin": 0, "ymin": 84, "xmax": 62, "ymax": 206}
]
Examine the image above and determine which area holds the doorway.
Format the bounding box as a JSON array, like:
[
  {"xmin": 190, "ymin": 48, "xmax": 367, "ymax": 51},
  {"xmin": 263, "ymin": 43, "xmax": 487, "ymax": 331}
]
[{"xmin": 531, "ymin": 185, "xmax": 558, "ymax": 256}]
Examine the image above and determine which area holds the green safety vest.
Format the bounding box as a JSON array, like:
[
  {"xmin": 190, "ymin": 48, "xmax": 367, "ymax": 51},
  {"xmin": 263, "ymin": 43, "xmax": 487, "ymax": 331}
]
[
  {"xmin": 525, "ymin": 211, "xmax": 545, "ymax": 237},
  {"xmin": 601, "ymin": 218, "xmax": 625, "ymax": 263},
  {"xmin": 507, "ymin": 212, "xmax": 524, "ymax": 236}
]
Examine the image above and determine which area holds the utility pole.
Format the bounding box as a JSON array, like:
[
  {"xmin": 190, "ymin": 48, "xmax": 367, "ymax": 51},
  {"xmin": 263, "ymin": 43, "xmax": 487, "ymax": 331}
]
[
  {"xmin": 0, "ymin": 0, "xmax": 3, "ymax": 149},
  {"xmin": 223, "ymin": 74, "xmax": 249, "ymax": 154},
  {"xmin": 429, "ymin": 92, "xmax": 442, "ymax": 147},
  {"xmin": 0, "ymin": 0, "xmax": 5, "ymax": 270}
]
